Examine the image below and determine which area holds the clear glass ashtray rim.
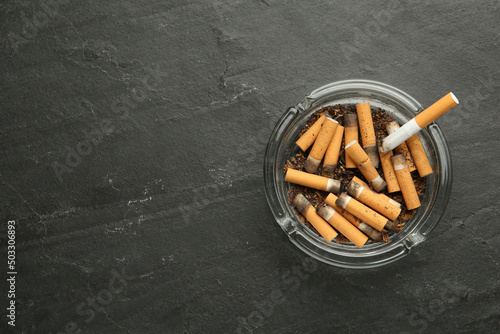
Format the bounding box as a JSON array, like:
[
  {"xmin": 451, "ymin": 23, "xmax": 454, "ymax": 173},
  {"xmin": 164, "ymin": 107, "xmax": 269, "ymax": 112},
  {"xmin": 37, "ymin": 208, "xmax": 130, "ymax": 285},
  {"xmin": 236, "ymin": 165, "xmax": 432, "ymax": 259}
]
[{"xmin": 263, "ymin": 79, "xmax": 453, "ymax": 269}]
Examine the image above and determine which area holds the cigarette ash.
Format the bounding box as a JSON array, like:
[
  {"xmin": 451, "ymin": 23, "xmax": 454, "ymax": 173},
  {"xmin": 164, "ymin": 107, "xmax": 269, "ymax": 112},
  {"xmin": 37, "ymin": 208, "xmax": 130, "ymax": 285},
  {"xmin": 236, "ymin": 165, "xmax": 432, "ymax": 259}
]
[{"xmin": 285, "ymin": 105, "xmax": 426, "ymax": 245}]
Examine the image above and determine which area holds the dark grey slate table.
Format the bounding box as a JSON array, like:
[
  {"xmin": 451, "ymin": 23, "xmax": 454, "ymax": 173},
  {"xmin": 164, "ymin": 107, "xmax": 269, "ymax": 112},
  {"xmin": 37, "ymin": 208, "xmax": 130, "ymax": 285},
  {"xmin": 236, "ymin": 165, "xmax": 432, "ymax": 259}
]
[{"xmin": 1, "ymin": 0, "xmax": 499, "ymax": 333}]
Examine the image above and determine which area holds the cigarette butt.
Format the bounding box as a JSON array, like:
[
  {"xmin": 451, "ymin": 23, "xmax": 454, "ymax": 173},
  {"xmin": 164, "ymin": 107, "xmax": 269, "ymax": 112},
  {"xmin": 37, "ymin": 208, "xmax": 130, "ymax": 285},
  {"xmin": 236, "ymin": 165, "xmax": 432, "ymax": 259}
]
[
  {"xmin": 380, "ymin": 92, "xmax": 459, "ymax": 154},
  {"xmin": 351, "ymin": 176, "xmax": 401, "ymax": 208},
  {"xmin": 406, "ymin": 134, "xmax": 433, "ymax": 177},
  {"xmin": 324, "ymin": 193, "xmax": 382, "ymax": 241},
  {"xmin": 318, "ymin": 205, "xmax": 369, "ymax": 248},
  {"xmin": 344, "ymin": 113, "xmax": 358, "ymax": 168},
  {"xmin": 285, "ymin": 168, "xmax": 341, "ymax": 194},
  {"xmin": 377, "ymin": 144, "xmax": 401, "ymax": 193},
  {"xmin": 296, "ymin": 113, "xmax": 327, "ymax": 151},
  {"xmin": 304, "ymin": 117, "xmax": 339, "ymax": 173},
  {"xmin": 345, "ymin": 140, "xmax": 387, "ymax": 192},
  {"xmin": 385, "ymin": 121, "xmax": 417, "ymax": 172},
  {"xmin": 356, "ymin": 103, "xmax": 379, "ymax": 168},
  {"xmin": 335, "ymin": 193, "xmax": 394, "ymax": 232},
  {"xmin": 352, "ymin": 176, "xmax": 402, "ymax": 209},
  {"xmin": 391, "ymin": 154, "xmax": 421, "ymax": 210},
  {"xmin": 293, "ymin": 194, "xmax": 338, "ymax": 242},
  {"xmin": 347, "ymin": 179, "xmax": 401, "ymax": 221},
  {"xmin": 322, "ymin": 125, "xmax": 344, "ymax": 178}
]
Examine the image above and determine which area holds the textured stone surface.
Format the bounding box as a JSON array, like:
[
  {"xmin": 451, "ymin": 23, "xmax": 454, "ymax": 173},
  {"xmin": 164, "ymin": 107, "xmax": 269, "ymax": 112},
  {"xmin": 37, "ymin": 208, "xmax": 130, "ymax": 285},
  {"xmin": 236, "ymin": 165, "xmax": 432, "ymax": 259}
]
[{"xmin": 0, "ymin": 0, "xmax": 499, "ymax": 333}]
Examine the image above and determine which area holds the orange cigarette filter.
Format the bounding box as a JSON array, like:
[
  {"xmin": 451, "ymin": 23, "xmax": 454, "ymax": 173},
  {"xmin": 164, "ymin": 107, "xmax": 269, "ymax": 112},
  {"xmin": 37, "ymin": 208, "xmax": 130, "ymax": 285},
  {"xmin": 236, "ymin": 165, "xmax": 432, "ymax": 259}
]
[
  {"xmin": 356, "ymin": 103, "xmax": 379, "ymax": 168},
  {"xmin": 386, "ymin": 121, "xmax": 417, "ymax": 172},
  {"xmin": 414, "ymin": 92, "xmax": 459, "ymax": 128},
  {"xmin": 391, "ymin": 154, "xmax": 421, "ymax": 210},
  {"xmin": 344, "ymin": 113, "xmax": 358, "ymax": 168},
  {"xmin": 304, "ymin": 117, "xmax": 339, "ymax": 173},
  {"xmin": 344, "ymin": 140, "xmax": 387, "ymax": 192},
  {"xmin": 285, "ymin": 168, "xmax": 341, "ymax": 194},
  {"xmin": 318, "ymin": 205, "xmax": 368, "ymax": 248},
  {"xmin": 296, "ymin": 113, "xmax": 327, "ymax": 151},
  {"xmin": 322, "ymin": 125, "xmax": 344, "ymax": 178},
  {"xmin": 347, "ymin": 179, "xmax": 401, "ymax": 221},
  {"xmin": 377, "ymin": 144, "xmax": 401, "ymax": 193},
  {"xmin": 324, "ymin": 193, "xmax": 382, "ymax": 241},
  {"xmin": 405, "ymin": 134, "xmax": 433, "ymax": 177},
  {"xmin": 335, "ymin": 193, "xmax": 396, "ymax": 232},
  {"xmin": 351, "ymin": 176, "xmax": 401, "ymax": 209},
  {"xmin": 293, "ymin": 194, "xmax": 338, "ymax": 242}
]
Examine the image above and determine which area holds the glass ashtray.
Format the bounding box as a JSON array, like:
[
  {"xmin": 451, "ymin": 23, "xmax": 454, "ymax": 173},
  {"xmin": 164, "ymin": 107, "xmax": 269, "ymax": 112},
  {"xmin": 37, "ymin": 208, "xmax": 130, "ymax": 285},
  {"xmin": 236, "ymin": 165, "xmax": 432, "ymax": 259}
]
[{"xmin": 263, "ymin": 79, "xmax": 452, "ymax": 269}]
